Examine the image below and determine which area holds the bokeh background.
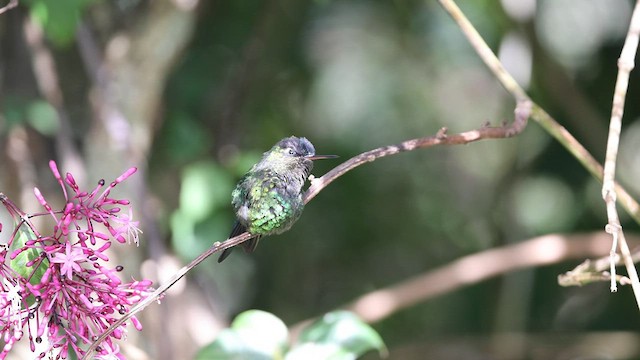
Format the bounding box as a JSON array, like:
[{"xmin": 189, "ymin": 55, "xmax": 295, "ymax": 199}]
[{"xmin": 2, "ymin": 0, "xmax": 640, "ymax": 359}]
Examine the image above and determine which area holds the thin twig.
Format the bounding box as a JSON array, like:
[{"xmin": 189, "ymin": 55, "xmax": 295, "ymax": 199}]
[
  {"xmin": 557, "ymin": 249, "xmax": 640, "ymax": 287},
  {"xmin": 437, "ymin": 0, "xmax": 528, "ymax": 102},
  {"xmin": 558, "ymin": 272, "xmax": 631, "ymax": 288},
  {"xmin": 439, "ymin": 0, "xmax": 640, "ymax": 304},
  {"xmin": 437, "ymin": 0, "xmax": 640, "ymax": 226},
  {"xmin": 306, "ymin": 101, "xmax": 531, "ymax": 202},
  {"xmin": 83, "ymin": 101, "xmax": 533, "ymax": 359},
  {"xmin": 558, "ymin": 254, "xmax": 635, "ymax": 288},
  {"xmin": 81, "ymin": 232, "xmax": 253, "ymax": 358},
  {"xmin": 85, "ymin": 0, "xmax": 640, "ymax": 355},
  {"xmin": 601, "ymin": 0, "xmax": 640, "ymax": 301},
  {"xmin": 0, "ymin": 0, "xmax": 17, "ymax": 15}
]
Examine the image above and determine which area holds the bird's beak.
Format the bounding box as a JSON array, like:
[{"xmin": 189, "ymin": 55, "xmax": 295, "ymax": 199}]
[{"xmin": 306, "ymin": 154, "xmax": 339, "ymax": 160}]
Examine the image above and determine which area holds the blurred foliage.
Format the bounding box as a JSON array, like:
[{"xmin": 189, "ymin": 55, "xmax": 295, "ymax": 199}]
[
  {"xmin": 2, "ymin": 0, "xmax": 640, "ymax": 359},
  {"xmin": 195, "ymin": 310, "xmax": 386, "ymax": 360},
  {"xmin": 24, "ymin": 0, "xmax": 97, "ymax": 47},
  {"xmin": 1, "ymin": 98, "xmax": 58, "ymax": 135}
]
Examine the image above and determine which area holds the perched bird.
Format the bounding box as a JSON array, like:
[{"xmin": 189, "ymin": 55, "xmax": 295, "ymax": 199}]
[{"xmin": 218, "ymin": 136, "xmax": 337, "ymax": 262}]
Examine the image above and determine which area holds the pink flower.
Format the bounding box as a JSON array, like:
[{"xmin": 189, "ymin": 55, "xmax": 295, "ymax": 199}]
[
  {"xmin": 50, "ymin": 241, "xmax": 86, "ymax": 279},
  {"xmin": 110, "ymin": 208, "xmax": 143, "ymax": 246},
  {"xmin": 0, "ymin": 161, "xmax": 154, "ymax": 359}
]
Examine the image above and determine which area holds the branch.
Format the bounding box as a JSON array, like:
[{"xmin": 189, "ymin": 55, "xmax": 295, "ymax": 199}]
[
  {"xmin": 0, "ymin": 0, "xmax": 17, "ymax": 15},
  {"xmin": 85, "ymin": 1, "xmax": 640, "ymax": 355},
  {"xmin": 83, "ymin": 101, "xmax": 532, "ymax": 359},
  {"xmin": 81, "ymin": 231, "xmax": 253, "ymax": 358},
  {"xmin": 287, "ymin": 233, "xmax": 640, "ymax": 337},
  {"xmin": 558, "ymin": 256, "xmax": 632, "ymax": 288},
  {"xmin": 558, "ymin": 245, "xmax": 640, "ymax": 287},
  {"xmin": 306, "ymin": 101, "xmax": 531, "ymax": 202},
  {"xmin": 342, "ymin": 233, "xmax": 637, "ymax": 322},
  {"xmin": 600, "ymin": 0, "xmax": 640, "ymax": 301},
  {"xmin": 438, "ymin": 0, "xmax": 640, "ymax": 226}
]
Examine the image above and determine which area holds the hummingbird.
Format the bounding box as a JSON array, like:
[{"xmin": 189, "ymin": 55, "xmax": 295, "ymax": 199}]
[{"xmin": 218, "ymin": 136, "xmax": 338, "ymax": 262}]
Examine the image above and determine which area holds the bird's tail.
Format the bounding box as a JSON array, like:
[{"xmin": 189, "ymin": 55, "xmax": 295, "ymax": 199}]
[{"xmin": 218, "ymin": 221, "xmax": 260, "ymax": 263}]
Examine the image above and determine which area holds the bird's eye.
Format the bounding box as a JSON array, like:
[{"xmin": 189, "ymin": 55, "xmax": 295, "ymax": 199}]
[{"xmin": 288, "ymin": 148, "xmax": 295, "ymax": 155}]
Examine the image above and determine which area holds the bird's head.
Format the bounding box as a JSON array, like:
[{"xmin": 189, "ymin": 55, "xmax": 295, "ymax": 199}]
[{"xmin": 260, "ymin": 136, "xmax": 337, "ymax": 174}]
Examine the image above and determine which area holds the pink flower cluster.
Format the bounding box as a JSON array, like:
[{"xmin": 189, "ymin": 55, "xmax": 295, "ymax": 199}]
[{"xmin": 0, "ymin": 161, "xmax": 153, "ymax": 359}]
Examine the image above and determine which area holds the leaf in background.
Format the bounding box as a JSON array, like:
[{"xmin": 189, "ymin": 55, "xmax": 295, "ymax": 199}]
[
  {"xmin": 285, "ymin": 343, "xmax": 355, "ymax": 360},
  {"xmin": 194, "ymin": 310, "xmax": 289, "ymax": 360},
  {"xmin": 194, "ymin": 329, "xmax": 263, "ymax": 360},
  {"xmin": 231, "ymin": 310, "xmax": 289, "ymax": 359},
  {"xmin": 296, "ymin": 311, "xmax": 387, "ymax": 359},
  {"xmin": 26, "ymin": 0, "xmax": 97, "ymax": 47},
  {"xmin": 171, "ymin": 161, "xmax": 235, "ymax": 259},
  {"xmin": 179, "ymin": 161, "xmax": 234, "ymax": 223},
  {"xmin": 26, "ymin": 100, "xmax": 59, "ymax": 136}
]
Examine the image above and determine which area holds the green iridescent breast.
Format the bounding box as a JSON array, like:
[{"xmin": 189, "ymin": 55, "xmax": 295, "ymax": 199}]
[{"xmin": 232, "ymin": 171, "xmax": 305, "ymax": 236}]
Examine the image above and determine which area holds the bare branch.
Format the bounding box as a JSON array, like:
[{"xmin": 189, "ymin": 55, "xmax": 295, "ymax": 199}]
[
  {"xmin": 0, "ymin": 0, "xmax": 17, "ymax": 15},
  {"xmin": 438, "ymin": 0, "xmax": 640, "ymax": 226},
  {"xmin": 305, "ymin": 100, "xmax": 531, "ymax": 202},
  {"xmin": 286, "ymin": 233, "xmax": 640, "ymax": 337},
  {"xmin": 83, "ymin": 101, "xmax": 532, "ymax": 359},
  {"xmin": 600, "ymin": 0, "xmax": 640, "ymax": 300},
  {"xmin": 81, "ymin": 231, "xmax": 254, "ymax": 359},
  {"xmin": 84, "ymin": 0, "xmax": 640, "ymax": 355},
  {"xmin": 558, "ymin": 251, "xmax": 640, "ymax": 287},
  {"xmin": 342, "ymin": 233, "xmax": 638, "ymax": 324}
]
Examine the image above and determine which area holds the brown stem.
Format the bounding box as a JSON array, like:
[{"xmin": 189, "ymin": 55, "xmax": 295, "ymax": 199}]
[
  {"xmin": 83, "ymin": 100, "xmax": 532, "ymax": 359},
  {"xmin": 0, "ymin": 0, "xmax": 17, "ymax": 15},
  {"xmin": 305, "ymin": 100, "xmax": 531, "ymax": 203},
  {"xmin": 438, "ymin": 0, "xmax": 640, "ymax": 225},
  {"xmin": 600, "ymin": 0, "xmax": 640, "ymax": 303},
  {"xmin": 287, "ymin": 232, "xmax": 640, "ymax": 339}
]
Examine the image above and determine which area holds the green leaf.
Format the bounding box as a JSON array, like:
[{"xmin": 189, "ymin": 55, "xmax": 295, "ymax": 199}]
[
  {"xmin": 26, "ymin": 100, "xmax": 59, "ymax": 136},
  {"xmin": 10, "ymin": 222, "xmax": 49, "ymax": 286},
  {"xmin": 194, "ymin": 329, "xmax": 268, "ymax": 360},
  {"xmin": 172, "ymin": 161, "xmax": 235, "ymax": 258},
  {"xmin": 26, "ymin": 0, "xmax": 97, "ymax": 47},
  {"xmin": 179, "ymin": 161, "xmax": 234, "ymax": 222},
  {"xmin": 297, "ymin": 311, "xmax": 387, "ymax": 358},
  {"xmin": 231, "ymin": 310, "xmax": 289, "ymax": 358},
  {"xmin": 285, "ymin": 343, "xmax": 355, "ymax": 360},
  {"xmin": 194, "ymin": 310, "xmax": 289, "ymax": 360}
]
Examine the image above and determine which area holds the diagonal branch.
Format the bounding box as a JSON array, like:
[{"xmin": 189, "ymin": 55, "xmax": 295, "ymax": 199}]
[
  {"xmin": 343, "ymin": 233, "xmax": 640, "ymax": 323},
  {"xmin": 305, "ymin": 101, "xmax": 530, "ymax": 202},
  {"xmin": 438, "ymin": 0, "xmax": 640, "ymax": 308},
  {"xmin": 83, "ymin": 100, "xmax": 532, "ymax": 359},
  {"xmin": 286, "ymin": 232, "xmax": 640, "ymax": 338},
  {"xmin": 0, "ymin": 0, "xmax": 17, "ymax": 15},
  {"xmin": 438, "ymin": 0, "xmax": 640, "ymax": 227},
  {"xmin": 85, "ymin": 1, "xmax": 640, "ymax": 356}
]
